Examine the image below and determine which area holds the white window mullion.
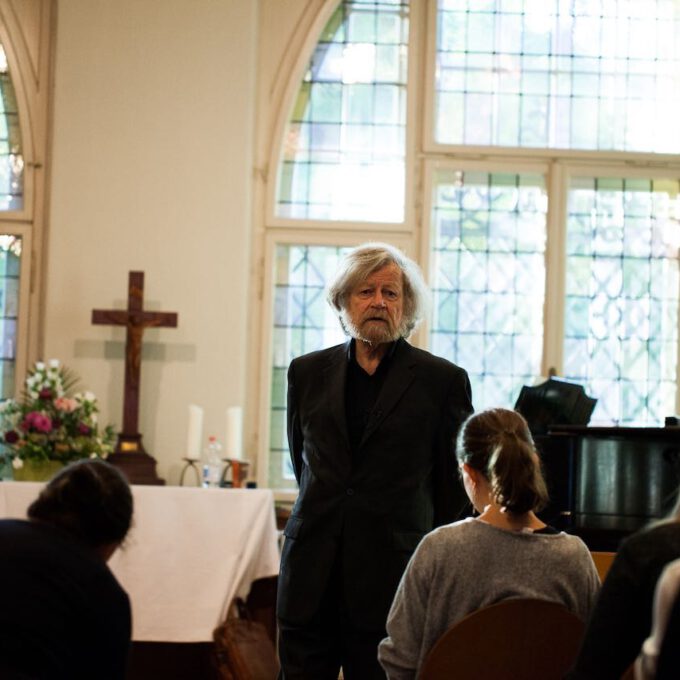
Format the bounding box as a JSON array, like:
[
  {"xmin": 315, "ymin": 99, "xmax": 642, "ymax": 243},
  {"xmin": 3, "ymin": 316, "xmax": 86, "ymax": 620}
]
[{"xmin": 543, "ymin": 161, "xmax": 569, "ymax": 378}]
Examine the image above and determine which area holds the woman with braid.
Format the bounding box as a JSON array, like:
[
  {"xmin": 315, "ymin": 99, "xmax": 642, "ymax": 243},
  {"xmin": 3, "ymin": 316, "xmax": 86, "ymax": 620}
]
[{"xmin": 378, "ymin": 407, "xmax": 600, "ymax": 679}]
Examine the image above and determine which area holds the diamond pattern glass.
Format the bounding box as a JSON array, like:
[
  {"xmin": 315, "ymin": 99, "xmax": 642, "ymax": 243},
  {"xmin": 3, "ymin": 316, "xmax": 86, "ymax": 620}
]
[
  {"xmin": 0, "ymin": 235, "xmax": 20, "ymax": 398},
  {"xmin": 276, "ymin": 0, "xmax": 409, "ymax": 222},
  {"xmin": 430, "ymin": 168, "xmax": 548, "ymax": 409},
  {"xmin": 564, "ymin": 177, "xmax": 680, "ymax": 425},
  {"xmin": 270, "ymin": 244, "xmax": 349, "ymax": 489},
  {"xmin": 0, "ymin": 46, "xmax": 22, "ymax": 210},
  {"xmin": 435, "ymin": 0, "xmax": 680, "ymax": 153}
]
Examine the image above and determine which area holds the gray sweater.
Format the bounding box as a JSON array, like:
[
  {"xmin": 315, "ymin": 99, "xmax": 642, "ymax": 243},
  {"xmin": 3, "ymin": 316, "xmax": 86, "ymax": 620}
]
[{"xmin": 378, "ymin": 518, "xmax": 600, "ymax": 679}]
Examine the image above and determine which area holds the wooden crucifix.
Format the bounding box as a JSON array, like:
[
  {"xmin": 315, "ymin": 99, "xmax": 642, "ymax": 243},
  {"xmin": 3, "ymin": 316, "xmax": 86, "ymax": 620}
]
[{"xmin": 92, "ymin": 271, "xmax": 178, "ymax": 484}]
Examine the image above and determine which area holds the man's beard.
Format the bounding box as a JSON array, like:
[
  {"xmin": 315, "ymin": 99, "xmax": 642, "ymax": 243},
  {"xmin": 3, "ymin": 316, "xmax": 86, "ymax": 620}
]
[{"xmin": 341, "ymin": 310, "xmax": 401, "ymax": 345}]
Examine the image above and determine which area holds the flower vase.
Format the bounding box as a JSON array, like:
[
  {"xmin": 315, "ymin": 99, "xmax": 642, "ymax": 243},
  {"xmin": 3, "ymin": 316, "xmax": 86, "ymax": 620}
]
[
  {"xmin": 0, "ymin": 454, "xmax": 12, "ymax": 481},
  {"xmin": 13, "ymin": 459, "xmax": 64, "ymax": 482}
]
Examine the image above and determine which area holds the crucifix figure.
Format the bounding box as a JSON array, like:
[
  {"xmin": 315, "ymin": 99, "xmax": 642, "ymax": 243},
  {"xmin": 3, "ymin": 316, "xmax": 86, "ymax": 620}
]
[{"xmin": 92, "ymin": 271, "xmax": 178, "ymax": 464}]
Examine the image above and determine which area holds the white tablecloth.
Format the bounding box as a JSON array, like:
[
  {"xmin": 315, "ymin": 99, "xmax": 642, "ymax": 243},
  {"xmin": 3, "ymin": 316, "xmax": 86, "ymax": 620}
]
[{"xmin": 0, "ymin": 482, "xmax": 281, "ymax": 642}]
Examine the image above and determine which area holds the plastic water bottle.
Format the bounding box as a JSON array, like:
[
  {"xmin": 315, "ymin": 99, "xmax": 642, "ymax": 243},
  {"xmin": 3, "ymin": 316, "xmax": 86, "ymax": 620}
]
[{"xmin": 202, "ymin": 436, "xmax": 223, "ymax": 488}]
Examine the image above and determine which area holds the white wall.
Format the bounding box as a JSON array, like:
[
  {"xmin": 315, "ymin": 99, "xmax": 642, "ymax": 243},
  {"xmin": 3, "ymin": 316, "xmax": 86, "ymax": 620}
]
[{"xmin": 45, "ymin": 0, "xmax": 258, "ymax": 483}]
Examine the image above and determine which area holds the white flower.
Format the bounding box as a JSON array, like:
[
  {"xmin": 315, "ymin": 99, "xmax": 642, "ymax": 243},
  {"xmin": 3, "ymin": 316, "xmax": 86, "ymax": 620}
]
[
  {"xmin": 35, "ymin": 361, "xmax": 45, "ymax": 371},
  {"xmin": 48, "ymin": 359, "xmax": 60, "ymax": 369},
  {"xmin": 12, "ymin": 457, "xmax": 23, "ymax": 469}
]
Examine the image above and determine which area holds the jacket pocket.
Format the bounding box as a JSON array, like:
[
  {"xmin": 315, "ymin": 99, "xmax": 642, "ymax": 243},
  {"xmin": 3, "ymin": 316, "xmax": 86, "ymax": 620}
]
[{"xmin": 392, "ymin": 530, "xmax": 424, "ymax": 552}]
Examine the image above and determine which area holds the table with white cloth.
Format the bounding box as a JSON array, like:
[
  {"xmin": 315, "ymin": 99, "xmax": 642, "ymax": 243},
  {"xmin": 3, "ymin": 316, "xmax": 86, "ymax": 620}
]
[{"xmin": 0, "ymin": 482, "xmax": 281, "ymax": 642}]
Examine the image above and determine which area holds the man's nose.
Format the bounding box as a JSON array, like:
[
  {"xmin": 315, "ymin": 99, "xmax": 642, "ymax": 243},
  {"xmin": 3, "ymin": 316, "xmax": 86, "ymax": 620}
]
[{"xmin": 371, "ymin": 292, "xmax": 387, "ymax": 307}]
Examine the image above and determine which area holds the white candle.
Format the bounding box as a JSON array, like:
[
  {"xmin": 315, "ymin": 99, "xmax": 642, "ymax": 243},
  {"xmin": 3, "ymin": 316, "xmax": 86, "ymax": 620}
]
[
  {"xmin": 225, "ymin": 406, "xmax": 243, "ymax": 460},
  {"xmin": 186, "ymin": 405, "xmax": 203, "ymax": 460}
]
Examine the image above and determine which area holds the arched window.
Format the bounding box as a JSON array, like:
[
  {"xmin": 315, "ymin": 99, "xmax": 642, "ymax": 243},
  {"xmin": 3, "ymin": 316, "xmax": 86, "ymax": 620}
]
[
  {"xmin": 259, "ymin": 0, "xmax": 680, "ymax": 491},
  {"xmin": 0, "ymin": 7, "xmax": 52, "ymax": 405},
  {"xmin": 275, "ymin": 0, "xmax": 409, "ymax": 223},
  {"xmin": 0, "ymin": 41, "xmax": 25, "ymax": 399}
]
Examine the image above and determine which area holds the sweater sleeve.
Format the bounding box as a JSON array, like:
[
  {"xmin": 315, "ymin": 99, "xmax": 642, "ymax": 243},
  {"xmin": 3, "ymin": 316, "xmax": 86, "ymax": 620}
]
[{"xmin": 378, "ymin": 539, "xmax": 434, "ymax": 680}]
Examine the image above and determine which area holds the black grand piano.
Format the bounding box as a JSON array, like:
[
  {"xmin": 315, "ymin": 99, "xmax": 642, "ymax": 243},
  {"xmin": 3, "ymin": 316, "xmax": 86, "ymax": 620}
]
[{"xmin": 515, "ymin": 379, "xmax": 680, "ymax": 551}]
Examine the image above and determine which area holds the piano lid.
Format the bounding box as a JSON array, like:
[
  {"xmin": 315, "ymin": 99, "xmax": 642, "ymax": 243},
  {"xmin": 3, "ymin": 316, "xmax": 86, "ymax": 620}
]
[{"xmin": 514, "ymin": 377, "xmax": 597, "ymax": 436}]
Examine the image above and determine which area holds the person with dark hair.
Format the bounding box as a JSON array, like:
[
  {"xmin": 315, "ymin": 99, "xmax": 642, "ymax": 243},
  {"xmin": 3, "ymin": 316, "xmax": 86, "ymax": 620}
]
[
  {"xmin": 0, "ymin": 458, "xmax": 134, "ymax": 680},
  {"xmin": 569, "ymin": 491, "xmax": 680, "ymax": 679},
  {"xmin": 378, "ymin": 408, "xmax": 600, "ymax": 679},
  {"xmin": 277, "ymin": 242, "xmax": 473, "ymax": 679}
]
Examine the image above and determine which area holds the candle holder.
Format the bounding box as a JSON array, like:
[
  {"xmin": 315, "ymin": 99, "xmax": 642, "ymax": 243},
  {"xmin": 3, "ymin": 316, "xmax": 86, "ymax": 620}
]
[
  {"xmin": 221, "ymin": 458, "xmax": 250, "ymax": 488},
  {"xmin": 179, "ymin": 457, "xmax": 201, "ymax": 486}
]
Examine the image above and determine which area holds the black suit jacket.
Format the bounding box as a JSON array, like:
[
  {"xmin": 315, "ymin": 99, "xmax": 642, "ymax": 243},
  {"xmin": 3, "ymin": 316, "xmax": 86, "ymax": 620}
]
[{"xmin": 277, "ymin": 338, "xmax": 473, "ymax": 631}]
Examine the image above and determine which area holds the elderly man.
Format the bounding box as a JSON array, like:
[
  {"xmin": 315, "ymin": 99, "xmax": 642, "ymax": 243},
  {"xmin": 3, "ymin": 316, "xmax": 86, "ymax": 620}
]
[{"xmin": 277, "ymin": 242, "xmax": 473, "ymax": 679}]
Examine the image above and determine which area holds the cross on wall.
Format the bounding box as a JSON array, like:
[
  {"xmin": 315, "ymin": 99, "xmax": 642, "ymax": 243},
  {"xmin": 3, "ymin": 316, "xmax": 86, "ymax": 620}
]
[{"xmin": 92, "ymin": 271, "xmax": 178, "ymax": 455}]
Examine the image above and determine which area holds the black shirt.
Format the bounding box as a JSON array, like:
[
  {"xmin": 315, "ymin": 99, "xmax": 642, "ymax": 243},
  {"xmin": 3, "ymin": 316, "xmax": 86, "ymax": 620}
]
[
  {"xmin": 0, "ymin": 519, "xmax": 131, "ymax": 680},
  {"xmin": 345, "ymin": 339, "xmax": 397, "ymax": 456}
]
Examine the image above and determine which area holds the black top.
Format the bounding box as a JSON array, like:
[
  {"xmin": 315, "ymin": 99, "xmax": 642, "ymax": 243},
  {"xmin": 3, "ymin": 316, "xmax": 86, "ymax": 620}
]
[
  {"xmin": 0, "ymin": 519, "xmax": 131, "ymax": 680},
  {"xmin": 344, "ymin": 339, "xmax": 397, "ymax": 455},
  {"xmin": 569, "ymin": 522, "xmax": 680, "ymax": 679}
]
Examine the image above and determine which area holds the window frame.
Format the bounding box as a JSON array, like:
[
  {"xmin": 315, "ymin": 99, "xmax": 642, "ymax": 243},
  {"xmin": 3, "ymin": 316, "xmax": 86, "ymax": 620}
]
[
  {"xmin": 0, "ymin": 222, "xmax": 32, "ymax": 390},
  {"xmin": 255, "ymin": 0, "xmax": 680, "ymax": 493},
  {"xmin": 256, "ymin": 229, "xmax": 415, "ymax": 500},
  {"xmin": 0, "ymin": 7, "xmax": 51, "ymax": 396}
]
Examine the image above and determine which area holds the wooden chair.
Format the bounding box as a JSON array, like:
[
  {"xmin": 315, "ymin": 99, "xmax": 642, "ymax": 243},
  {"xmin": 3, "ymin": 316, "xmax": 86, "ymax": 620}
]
[
  {"xmin": 418, "ymin": 599, "xmax": 585, "ymax": 680},
  {"xmin": 591, "ymin": 551, "xmax": 616, "ymax": 582}
]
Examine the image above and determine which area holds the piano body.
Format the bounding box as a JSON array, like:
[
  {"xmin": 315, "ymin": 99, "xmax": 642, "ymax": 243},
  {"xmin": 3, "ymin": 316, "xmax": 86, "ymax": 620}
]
[{"xmin": 537, "ymin": 426, "xmax": 680, "ymax": 551}]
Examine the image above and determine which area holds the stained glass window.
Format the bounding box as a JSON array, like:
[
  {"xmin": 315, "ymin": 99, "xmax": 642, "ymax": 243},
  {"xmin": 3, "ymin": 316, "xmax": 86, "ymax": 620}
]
[
  {"xmin": 563, "ymin": 177, "xmax": 680, "ymax": 425},
  {"xmin": 270, "ymin": 244, "xmax": 349, "ymax": 489},
  {"xmin": 275, "ymin": 0, "xmax": 409, "ymax": 222},
  {"xmin": 435, "ymin": 0, "xmax": 680, "ymax": 153},
  {"xmin": 0, "ymin": 40, "xmax": 23, "ymax": 403},
  {"xmin": 0, "ymin": 46, "xmax": 22, "ymax": 210},
  {"xmin": 0, "ymin": 235, "xmax": 20, "ymax": 398},
  {"xmin": 430, "ymin": 168, "xmax": 548, "ymax": 409}
]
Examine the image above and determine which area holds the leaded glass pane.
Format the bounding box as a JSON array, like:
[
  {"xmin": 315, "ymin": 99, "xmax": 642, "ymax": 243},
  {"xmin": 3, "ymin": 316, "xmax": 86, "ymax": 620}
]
[
  {"xmin": 430, "ymin": 168, "xmax": 547, "ymax": 410},
  {"xmin": 275, "ymin": 1, "xmax": 409, "ymax": 222},
  {"xmin": 435, "ymin": 1, "xmax": 680, "ymax": 153},
  {"xmin": 0, "ymin": 46, "xmax": 22, "ymax": 210},
  {"xmin": 0, "ymin": 235, "xmax": 20, "ymax": 398},
  {"xmin": 563, "ymin": 177, "xmax": 680, "ymax": 425},
  {"xmin": 269, "ymin": 244, "xmax": 349, "ymax": 489}
]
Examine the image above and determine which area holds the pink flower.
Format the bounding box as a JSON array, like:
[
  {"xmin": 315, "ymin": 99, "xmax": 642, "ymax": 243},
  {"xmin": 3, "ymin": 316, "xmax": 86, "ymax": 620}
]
[
  {"xmin": 38, "ymin": 388, "xmax": 52, "ymax": 400},
  {"xmin": 4, "ymin": 430, "xmax": 18, "ymax": 443},
  {"xmin": 77, "ymin": 423, "xmax": 91, "ymax": 435},
  {"xmin": 54, "ymin": 397, "xmax": 78, "ymax": 413},
  {"xmin": 21, "ymin": 411, "xmax": 52, "ymax": 433}
]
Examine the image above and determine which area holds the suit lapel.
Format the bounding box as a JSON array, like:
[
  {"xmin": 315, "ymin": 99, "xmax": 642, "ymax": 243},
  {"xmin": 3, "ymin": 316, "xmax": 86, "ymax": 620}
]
[
  {"xmin": 359, "ymin": 340, "xmax": 415, "ymax": 447},
  {"xmin": 324, "ymin": 341, "xmax": 351, "ymax": 452}
]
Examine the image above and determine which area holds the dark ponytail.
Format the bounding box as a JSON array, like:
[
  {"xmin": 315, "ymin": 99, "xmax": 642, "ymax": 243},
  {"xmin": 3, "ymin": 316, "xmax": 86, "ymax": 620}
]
[{"xmin": 457, "ymin": 408, "xmax": 548, "ymax": 514}]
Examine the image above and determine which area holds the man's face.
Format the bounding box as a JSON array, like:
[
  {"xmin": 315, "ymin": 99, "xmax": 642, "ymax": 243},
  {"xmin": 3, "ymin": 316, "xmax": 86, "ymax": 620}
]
[{"xmin": 343, "ymin": 263, "xmax": 404, "ymax": 345}]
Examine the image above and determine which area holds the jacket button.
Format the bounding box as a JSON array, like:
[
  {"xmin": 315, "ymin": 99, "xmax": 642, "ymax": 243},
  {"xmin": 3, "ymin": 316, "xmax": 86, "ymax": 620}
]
[{"xmin": 346, "ymin": 488, "xmax": 354, "ymax": 496}]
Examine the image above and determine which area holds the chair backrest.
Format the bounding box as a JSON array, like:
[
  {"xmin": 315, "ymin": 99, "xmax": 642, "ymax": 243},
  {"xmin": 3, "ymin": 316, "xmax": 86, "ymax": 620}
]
[
  {"xmin": 418, "ymin": 598, "xmax": 585, "ymax": 680},
  {"xmin": 590, "ymin": 551, "xmax": 616, "ymax": 582}
]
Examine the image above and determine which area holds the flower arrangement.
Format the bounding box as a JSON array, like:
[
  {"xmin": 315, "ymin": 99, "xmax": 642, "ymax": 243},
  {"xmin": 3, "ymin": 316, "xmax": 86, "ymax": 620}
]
[{"xmin": 0, "ymin": 359, "xmax": 116, "ymax": 469}]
